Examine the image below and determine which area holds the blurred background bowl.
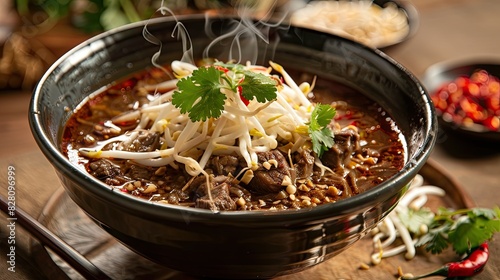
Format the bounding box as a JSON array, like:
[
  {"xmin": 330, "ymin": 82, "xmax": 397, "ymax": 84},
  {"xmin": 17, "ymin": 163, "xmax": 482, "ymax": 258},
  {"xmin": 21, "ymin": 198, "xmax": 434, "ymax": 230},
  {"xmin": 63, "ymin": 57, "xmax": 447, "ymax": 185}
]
[
  {"xmin": 289, "ymin": 0, "xmax": 419, "ymax": 49},
  {"xmin": 29, "ymin": 15, "xmax": 436, "ymax": 279},
  {"xmin": 422, "ymin": 57, "xmax": 500, "ymax": 142}
]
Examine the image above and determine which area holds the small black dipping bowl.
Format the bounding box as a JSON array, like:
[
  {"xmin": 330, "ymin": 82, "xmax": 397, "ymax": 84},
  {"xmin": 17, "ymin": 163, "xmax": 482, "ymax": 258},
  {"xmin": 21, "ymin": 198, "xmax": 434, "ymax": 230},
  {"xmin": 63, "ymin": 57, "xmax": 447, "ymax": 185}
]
[{"xmin": 422, "ymin": 57, "xmax": 500, "ymax": 142}]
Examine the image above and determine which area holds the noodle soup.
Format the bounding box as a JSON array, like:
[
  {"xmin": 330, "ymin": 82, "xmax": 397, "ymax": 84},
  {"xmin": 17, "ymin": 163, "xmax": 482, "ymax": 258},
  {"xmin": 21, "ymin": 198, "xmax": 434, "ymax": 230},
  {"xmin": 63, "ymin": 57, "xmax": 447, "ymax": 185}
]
[
  {"xmin": 62, "ymin": 61, "xmax": 405, "ymax": 211},
  {"xmin": 30, "ymin": 15, "xmax": 436, "ymax": 278}
]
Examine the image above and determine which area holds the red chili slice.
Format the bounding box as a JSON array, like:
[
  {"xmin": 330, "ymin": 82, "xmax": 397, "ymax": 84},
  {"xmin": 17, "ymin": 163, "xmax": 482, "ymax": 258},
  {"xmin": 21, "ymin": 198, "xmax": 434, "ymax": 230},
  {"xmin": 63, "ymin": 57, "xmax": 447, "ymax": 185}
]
[
  {"xmin": 430, "ymin": 69, "xmax": 500, "ymax": 131},
  {"xmin": 238, "ymin": 86, "xmax": 250, "ymax": 106}
]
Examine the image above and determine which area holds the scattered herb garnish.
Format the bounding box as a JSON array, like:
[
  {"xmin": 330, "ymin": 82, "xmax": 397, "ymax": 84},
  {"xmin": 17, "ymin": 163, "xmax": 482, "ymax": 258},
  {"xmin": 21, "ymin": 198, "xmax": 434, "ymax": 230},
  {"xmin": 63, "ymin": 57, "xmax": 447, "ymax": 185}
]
[
  {"xmin": 172, "ymin": 64, "xmax": 277, "ymax": 122},
  {"xmin": 401, "ymin": 206, "xmax": 500, "ymax": 255},
  {"xmin": 308, "ymin": 104, "xmax": 336, "ymax": 157}
]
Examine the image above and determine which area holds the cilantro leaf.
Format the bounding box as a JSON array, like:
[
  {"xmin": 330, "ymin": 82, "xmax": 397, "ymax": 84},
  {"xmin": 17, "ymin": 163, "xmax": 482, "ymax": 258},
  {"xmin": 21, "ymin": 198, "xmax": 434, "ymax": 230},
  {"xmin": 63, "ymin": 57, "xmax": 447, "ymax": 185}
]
[
  {"xmin": 470, "ymin": 207, "xmax": 499, "ymax": 220},
  {"xmin": 310, "ymin": 129, "xmax": 335, "ymax": 157},
  {"xmin": 495, "ymin": 206, "xmax": 500, "ymax": 218},
  {"xmin": 416, "ymin": 227, "xmax": 451, "ymax": 254},
  {"xmin": 412, "ymin": 206, "xmax": 500, "ymax": 256},
  {"xmin": 172, "ymin": 66, "xmax": 226, "ymax": 122},
  {"xmin": 398, "ymin": 208, "xmax": 435, "ymax": 234},
  {"xmin": 239, "ymin": 70, "xmax": 277, "ymax": 103},
  {"xmin": 310, "ymin": 104, "xmax": 336, "ymax": 129},
  {"xmin": 308, "ymin": 104, "xmax": 336, "ymax": 157},
  {"xmin": 436, "ymin": 206, "xmax": 454, "ymax": 217},
  {"xmin": 214, "ymin": 61, "xmax": 245, "ymax": 72},
  {"xmin": 448, "ymin": 216, "xmax": 500, "ymax": 254}
]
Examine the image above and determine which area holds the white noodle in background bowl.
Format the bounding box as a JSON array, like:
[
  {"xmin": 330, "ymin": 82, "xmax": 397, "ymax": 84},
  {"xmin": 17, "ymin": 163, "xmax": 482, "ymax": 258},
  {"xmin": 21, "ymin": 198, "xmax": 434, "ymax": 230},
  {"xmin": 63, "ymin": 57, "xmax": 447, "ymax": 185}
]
[{"xmin": 290, "ymin": 0, "xmax": 418, "ymax": 49}]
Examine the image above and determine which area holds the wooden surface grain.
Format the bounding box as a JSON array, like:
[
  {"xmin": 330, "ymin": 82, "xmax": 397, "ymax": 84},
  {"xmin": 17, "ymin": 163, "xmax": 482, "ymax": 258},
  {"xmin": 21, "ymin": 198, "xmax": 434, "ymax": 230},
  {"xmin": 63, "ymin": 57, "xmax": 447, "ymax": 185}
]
[{"xmin": 1, "ymin": 0, "xmax": 500, "ymax": 279}]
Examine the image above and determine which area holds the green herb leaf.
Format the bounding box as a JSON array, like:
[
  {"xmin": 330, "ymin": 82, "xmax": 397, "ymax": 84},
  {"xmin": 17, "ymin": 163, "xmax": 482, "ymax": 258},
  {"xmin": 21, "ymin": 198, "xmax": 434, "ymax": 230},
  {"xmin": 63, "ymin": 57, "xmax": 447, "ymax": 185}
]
[
  {"xmin": 309, "ymin": 129, "xmax": 334, "ymax": 157},
  {"xmin": 436, "ymin": 206, "xmax": 454, "ymax": 217},
  {"xmin": 413, "ymin": 206, "xmax": 500, "ymax": 256},
  {"xmin": 308, "ymin": 104, "xmax": 336, "ymax": 157},
  {"xmin": 172, "ymin": 66, "xmax": 226, "ymax": 122},
  {"xmin": 100, "ymin": 1, "xmax": 130, "ymax": 30},
  {"xmin": 448, "ymin": 216, "xmax": 500, "ymax": 255},
  {"xmin": 310, "ymin": 104, "xmax": 336, "ymax": 129},
  {"xmin": 495, "ymin": 206, "xmax": 500, "ymax": 218},
  {"xmin": 214, "ymin": 62, "xmax": 245, "ymax": 72},
  {"xmin": 239, "ymin": 71, "xmax": 277, "ymax": 103},
  {"xmin": 416, "ymin": 226, "xmax": 451, "ymax": 254},
  {"xmin": 398, "ymin": 208, "xmax": 435, "ymax": 234},
  {"xmin": 470, "ymin": 207, "xmax": 500, "ymax": 220},
  {"xmin": 172, "ymin": 63, "xmax": 279, "ymax": 122}
]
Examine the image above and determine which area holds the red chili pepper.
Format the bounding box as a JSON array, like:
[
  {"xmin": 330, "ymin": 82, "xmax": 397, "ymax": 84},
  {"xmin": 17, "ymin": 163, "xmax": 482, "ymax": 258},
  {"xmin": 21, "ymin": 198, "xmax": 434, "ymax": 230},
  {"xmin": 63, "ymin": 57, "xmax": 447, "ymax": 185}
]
[
  {"xmin": 121, "ymin": 77, "xmax": 137, "ymax": 90},
  {"xmin": 431, "ymin": 69, "xmax": 500, "ymax": 131},
  {"xmin": 402, "ymin": 243, "xmax": 489, "ymax": 279},
  {"xmin": 237, "ymin": 85, "xmax": 250, "ymax": 106},
  {"xmin": 487, "ymin": 95, "xmax": 499, "ymax": 111},
  {"xmin": 213, "ymin": 65, "xmax": 229, "ymax": 73},
  {"xmin": 483, "ymin": 116, "xmax": 500, "ymax": 131}
]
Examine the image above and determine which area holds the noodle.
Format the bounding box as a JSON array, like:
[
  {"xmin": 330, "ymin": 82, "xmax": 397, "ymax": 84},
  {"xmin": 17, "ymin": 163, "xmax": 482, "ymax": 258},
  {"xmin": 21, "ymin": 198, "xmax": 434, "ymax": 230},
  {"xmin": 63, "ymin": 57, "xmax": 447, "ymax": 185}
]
[{"xmin": 62, "ymin": 61, "xmax": 405, "ymax": 211}]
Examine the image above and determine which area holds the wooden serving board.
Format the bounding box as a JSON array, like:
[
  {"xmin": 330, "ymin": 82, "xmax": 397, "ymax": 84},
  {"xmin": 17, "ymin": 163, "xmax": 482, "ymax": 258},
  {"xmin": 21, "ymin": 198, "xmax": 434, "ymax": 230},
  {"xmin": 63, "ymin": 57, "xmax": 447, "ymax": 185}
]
[{"xmin": 29, "ymin": 159, "xmax": 474, "ymax": 280}]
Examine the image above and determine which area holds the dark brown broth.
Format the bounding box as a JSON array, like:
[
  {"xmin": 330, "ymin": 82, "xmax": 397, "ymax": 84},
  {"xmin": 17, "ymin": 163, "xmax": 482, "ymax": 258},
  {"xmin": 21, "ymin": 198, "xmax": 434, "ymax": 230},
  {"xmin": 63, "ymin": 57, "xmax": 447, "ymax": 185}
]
[{"xmin": 62, "ymin": 66, "xmax": 405, "ymax": 211}]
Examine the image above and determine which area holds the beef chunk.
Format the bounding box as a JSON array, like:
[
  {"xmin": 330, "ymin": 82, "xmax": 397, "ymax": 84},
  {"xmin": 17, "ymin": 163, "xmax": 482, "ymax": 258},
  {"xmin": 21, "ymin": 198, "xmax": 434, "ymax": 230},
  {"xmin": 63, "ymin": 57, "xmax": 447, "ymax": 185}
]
[
  {"xmin": 247, "ymin": 150, "xmax": 292, "ymax": 194},
  {"xmin": 182, "ymin": 176, "xmax": 206, "ymax": 195},
  {"xmin": 88, "ymin": 159, "xmax": 122, "ymax": 181},
  {"xmin": 207, "ymin": 155, "xmax": 241, "ymax": 176},
  {"xmin": 117, "ymin": 131, "xmax": 161, "ymax": 152},
  {"xmin": 229, "ymin": 185, "xmax": 252, "ymax": 201},
  {"xmin": 195, "ymin": 176, "xmax": 236, "ymax": 211},
  {"xmin": 126, "ymin": 162, "xmax": 153, "ymax": 181},
  {"xmin": 161, "ymin": 189, "xmax": 190, "ymax": 205},
  {"xmin": 293, "ymin": 148, "xmax": 315, "ymax": 179},
  {"xmin": 321, "ymin": 128, "xmax": 360, "ymax": 173}
]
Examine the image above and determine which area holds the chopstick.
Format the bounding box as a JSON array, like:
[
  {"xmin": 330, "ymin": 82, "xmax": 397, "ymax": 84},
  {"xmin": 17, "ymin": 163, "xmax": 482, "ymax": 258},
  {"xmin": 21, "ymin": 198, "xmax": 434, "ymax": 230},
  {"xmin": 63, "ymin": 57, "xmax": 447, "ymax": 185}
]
[{"xmin": 0, "ymin": 193, "xmax": 111, "ymax": 280}]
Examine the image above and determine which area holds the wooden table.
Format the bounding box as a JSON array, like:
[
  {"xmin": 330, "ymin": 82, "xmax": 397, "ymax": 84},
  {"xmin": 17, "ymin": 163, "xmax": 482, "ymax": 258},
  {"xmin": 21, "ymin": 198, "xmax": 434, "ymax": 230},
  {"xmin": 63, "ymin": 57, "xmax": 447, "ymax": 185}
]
[{"xmin": 1, "ymin": 0, "xmax": 499, "ymax": 279}]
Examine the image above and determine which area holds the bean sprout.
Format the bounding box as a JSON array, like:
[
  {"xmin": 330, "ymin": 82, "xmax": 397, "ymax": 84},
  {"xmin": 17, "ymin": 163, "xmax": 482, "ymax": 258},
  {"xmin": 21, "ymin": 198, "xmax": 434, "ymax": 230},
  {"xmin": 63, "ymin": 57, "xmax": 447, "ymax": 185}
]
[
  {"xmin": 370, "ymin": 174, "xmax": 446, "ymax": 265},
  {"xmin": 80, "ymin": 60, "xmax": 319, "ymax": 179}
]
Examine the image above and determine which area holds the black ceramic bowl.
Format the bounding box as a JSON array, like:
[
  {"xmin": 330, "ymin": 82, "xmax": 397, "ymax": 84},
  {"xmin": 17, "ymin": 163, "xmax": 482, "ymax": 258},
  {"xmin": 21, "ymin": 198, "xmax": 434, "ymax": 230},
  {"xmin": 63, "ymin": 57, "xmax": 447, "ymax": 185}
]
[
  {"xmin": 422, "ymin": 57, "xmax": 500, "ymax": 142},
  {"xmin": 29, "ymin": 15, "xmax": 436, "ymax": 279}
]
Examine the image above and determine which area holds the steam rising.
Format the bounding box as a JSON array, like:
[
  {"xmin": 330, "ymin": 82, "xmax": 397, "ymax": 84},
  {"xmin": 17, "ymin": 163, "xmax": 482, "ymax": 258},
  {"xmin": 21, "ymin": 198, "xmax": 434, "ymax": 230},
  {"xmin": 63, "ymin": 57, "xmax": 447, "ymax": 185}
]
[
  {"xmin": 142, "ymin": 5, "xmax": 194, "ymax": 78},
  {"xmin": 203, "ymin": 2, "xmax": 287, "ymax": 64},
  {"xmin": 142, "ymin": 0, "xmax": 289, "ymax": 73}
]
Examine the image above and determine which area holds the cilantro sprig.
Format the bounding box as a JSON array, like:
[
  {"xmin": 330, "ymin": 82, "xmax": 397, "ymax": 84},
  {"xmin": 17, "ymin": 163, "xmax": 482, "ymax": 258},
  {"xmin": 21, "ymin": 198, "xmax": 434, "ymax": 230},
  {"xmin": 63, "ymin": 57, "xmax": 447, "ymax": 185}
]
[
  {"xmin": 173, "ymin": 66, "xmax": 226, "ymax": 121},
  {"xmin": 172, "ymin": 63, "xmax": 337, "ymax": 157},
  {"xmin": 308, "ymin": 104, "xmax": 336, "ymax": 157},
  {"xmin": 238, "ymin": 70, "xmax": 278, "ymax": 103},
  {"xmin": 172, "ymin": 63, "xmax": 277, "ymax": 122},
  {"xmin": 401, "ymin": 206, "xmax": 500, "ymax": 255}
]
